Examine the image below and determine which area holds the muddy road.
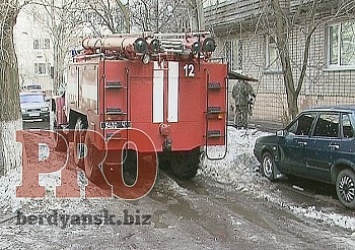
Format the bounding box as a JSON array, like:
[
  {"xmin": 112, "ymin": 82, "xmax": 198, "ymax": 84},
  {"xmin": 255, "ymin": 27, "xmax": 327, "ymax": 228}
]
[
  {"xmin": 1, "ymin": 124, "xmax": 354, "ymax": 249},
  {"xmin": 0, "ymin": 170, "xmax": 354, "ymax": 250}
]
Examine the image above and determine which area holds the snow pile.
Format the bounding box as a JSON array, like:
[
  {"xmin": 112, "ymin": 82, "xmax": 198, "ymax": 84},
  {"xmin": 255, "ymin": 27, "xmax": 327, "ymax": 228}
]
[
  {"xmin": 0, "ymin": 169, "xmax": 24, "ymax": 213},
  {"xmin": 290, "ymin": 206, "xmax": 355, "ymax": 231},
  {"xmin": 199, "ymin": 127, "xmax": 271, "ymax": 192},
  {"xmin": 0, "ymin": 130, "xmax": 113, "ymax": 216},
  {"xmin": 0, "ymin": 168, "xmax": 95, "ymax": 215}
]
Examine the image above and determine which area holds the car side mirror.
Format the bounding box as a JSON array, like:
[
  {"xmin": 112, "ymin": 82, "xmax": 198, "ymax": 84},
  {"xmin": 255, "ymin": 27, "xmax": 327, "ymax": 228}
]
[{"xmin": 276, "ymin": 129, "xmax": 286, "ymax": 136}]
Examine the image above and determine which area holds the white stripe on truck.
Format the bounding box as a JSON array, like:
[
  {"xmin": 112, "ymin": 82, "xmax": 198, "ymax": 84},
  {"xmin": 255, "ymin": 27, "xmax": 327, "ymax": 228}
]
[
  {"xmin": 153, "ymin": 61, "xmax": 164, "ymax": 123},
  {"xmin": 167, "ymin": 61, "xmax": 179, "ymax": 122}
]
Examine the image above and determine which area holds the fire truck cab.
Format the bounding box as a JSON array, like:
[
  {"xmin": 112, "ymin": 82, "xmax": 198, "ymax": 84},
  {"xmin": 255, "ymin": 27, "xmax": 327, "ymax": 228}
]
[{"xmin": 53, "ymin": 31, "xmax": 228, "ymax": 184}]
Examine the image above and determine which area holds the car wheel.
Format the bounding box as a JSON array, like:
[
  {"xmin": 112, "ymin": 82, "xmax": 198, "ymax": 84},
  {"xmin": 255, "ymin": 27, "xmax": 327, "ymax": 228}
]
[
  {"xmin": 336, "ymin": 169, "xmax": 355, "ymax": 209},
  {"xmin": 261, "ymin": 151, "xmax": 275, "ymax": 182}
]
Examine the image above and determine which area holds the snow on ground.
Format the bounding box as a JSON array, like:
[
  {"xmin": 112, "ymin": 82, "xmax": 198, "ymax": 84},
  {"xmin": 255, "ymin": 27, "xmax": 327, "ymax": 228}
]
[
  {"xmin": 199, "ymin": 126, "xmax": 270, "ymax": 192},
  {"xmin": 0, "ymin": 139, "xmax": 104, "ymax": 215},
  {"xmin": 0, "ymin": 168, "xmax": 96, "ymax": 215},
  {"xmin": 199, "ymin": 126, "xmax": 355, "ymax": 233},
  {"xmin": 290, "ymin": 206, "xmax": 355, "ymax": 231}
]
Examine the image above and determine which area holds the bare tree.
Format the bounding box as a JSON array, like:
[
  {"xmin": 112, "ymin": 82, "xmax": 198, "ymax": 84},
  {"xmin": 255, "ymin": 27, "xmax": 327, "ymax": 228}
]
[
  {"xmin": 130, "ymin": 0, "xmax": 190, "ymax": 32},
  {"xmin": 84, "ymin": 0, "xmax": 131, "ymax": 34},
  {"xmin": 263, "ymin": 0, "xmax": 352, "ymax": 120},
  {"xmin": 184, "ymin": 0, "xmax": 205, "ymax": 30},
  {"xmin": 0, "ymin": 0, "xmax": 22, "ymax": 175}
]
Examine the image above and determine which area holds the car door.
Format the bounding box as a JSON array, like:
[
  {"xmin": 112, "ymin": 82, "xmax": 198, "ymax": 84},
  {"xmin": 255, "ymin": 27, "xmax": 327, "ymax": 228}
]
[
  {"xmin": 305, "ymin": 112, "xmax": 341, "ymax": 182},
  {"xmin": 338, "ymin": 113, "xmax": 355, "ymax": 171},
  {"xmin": 278, "ymin": 112, "xmax": 317, "ymax": 176}
]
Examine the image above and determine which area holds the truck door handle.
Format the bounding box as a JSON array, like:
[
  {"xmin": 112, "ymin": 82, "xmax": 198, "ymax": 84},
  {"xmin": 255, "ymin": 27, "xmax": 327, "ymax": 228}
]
[
  {"xmin": 329, "ymin": 144, "xmax": 339, "ymax": 150},
  {"xmin": 297, "ymin": 141, "xmax": 307, "ymax": 146}
]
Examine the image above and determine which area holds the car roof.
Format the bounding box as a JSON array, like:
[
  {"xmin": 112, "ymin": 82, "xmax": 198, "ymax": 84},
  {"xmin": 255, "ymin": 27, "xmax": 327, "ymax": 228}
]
[
  {"xmin": 24, "ymin": 84, "xmax": 41, "ymax": 87},
  {"xmin": 302, "ymin": 105, "xmax": 355, "ymax": 113}
]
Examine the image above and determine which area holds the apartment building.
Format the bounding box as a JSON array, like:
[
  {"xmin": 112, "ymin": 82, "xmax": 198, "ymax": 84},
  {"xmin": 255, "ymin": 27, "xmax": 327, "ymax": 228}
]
[
  {"xmin": 14, "ymin": 6, "xmax": 54, "ymax": 95},
  {"xmin": 205, "ymin": 0, "xmax": 355, "ymax": 124}
]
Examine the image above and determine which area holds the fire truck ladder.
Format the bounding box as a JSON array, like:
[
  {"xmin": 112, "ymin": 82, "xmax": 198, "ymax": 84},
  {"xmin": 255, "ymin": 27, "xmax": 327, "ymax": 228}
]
[
  {"xmin": 101, "ymin": 58, "xmax": 130, "ymax": 142},
  {"xmin": 204, "ymin": 69, "xmax": 228, "ymax": 160}
]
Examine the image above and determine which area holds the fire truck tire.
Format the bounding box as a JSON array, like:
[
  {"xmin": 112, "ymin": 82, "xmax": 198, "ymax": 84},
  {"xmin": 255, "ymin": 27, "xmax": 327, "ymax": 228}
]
[
  {"xmin": 170, "ymin": 148, "xmax": 201, "ymax": 180},
  {"xmin": 122, "ymin": 150, "xmax": 138, "ymax": 186},
  {"xmin": 73, "ymin": 118, "xmax": 86, "ymax": 169},
  {"xmin": 84, "ymin": 133, "xmax": 105, "ymax": 184}
]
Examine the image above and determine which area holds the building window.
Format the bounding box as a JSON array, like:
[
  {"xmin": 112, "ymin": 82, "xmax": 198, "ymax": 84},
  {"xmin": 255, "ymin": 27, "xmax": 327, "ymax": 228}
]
[
  {"xmin": 328, "ymin": 21, "xmax": 355, "ymax": 67},
  {"xmin": 44, "ymin": 39, "xmax": 50, "ymax": 49},
  {"xmin": 33, "ymin": 39, "xmax": 39, "ymax": 49},
  {"xmin": 203, "ymin": 0, "xmax": 227, "ymax": 8},
  {"xmin": 33, "ymin": 38, "xmax": 50, "ymax": 50},
  {"xmin": 34, "ymin": 63, "xmax": 51, "ymax": 75},
  {"xmin": 266, "ymin": 35, "xmax": 281, "ymax": 70},
  {"xmin": 223, "ymin": 40, "xmax": 238, "ymax": 71}
]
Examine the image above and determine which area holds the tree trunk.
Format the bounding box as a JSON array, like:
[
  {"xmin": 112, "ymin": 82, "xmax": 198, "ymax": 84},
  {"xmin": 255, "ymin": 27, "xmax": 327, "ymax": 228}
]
[
  {"xmin": 271, "ymin": 0, "xmax": 299, "ymax": 121},
  {"xmin": 288, "ymin": 93, "xmax": 299, "ymax": 120},
  {"xmin": 109, "ymin": 0, "xmax": 131, "ymax": 33},
  {"xmin": 270, "ymin": 0, "xmax": 317, "ymax": 121},
  {"xmin": 0, "ymin": 4, "xmax": 22, "ymax": 176}
]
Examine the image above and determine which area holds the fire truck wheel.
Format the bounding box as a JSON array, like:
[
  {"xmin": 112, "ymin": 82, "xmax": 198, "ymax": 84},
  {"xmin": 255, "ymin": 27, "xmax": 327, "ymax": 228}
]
[
  {"xmin": 73, "ymin": 118, "xmax": 86, "ymax": 169},
  {"xmin": 84, "ymin": 133, "xmax": 105, "ymax": 184},
  {"xmin": 171, "ymin": 149, "xmax": 201, "ymax": 180},
  {"xmin": 122, "ymin": 150, "xmax": 138, "ymax": 186}
]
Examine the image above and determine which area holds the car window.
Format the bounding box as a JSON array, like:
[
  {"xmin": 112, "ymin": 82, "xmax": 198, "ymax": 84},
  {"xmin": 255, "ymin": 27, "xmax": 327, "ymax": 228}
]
[
  {"xmin": 287, "ymin": 113, "xmax": 316, "ymax": 136},
  {"xmin": 313, "ymin": 113, "xmax": 340, "ymax": 138},
  {"xmin": 342, "ymin": 114, "xmax": 354, "ymax": 138},
  {"xmin": 20, "ymin": 94, "xmax": 45, "ymax": 104}
]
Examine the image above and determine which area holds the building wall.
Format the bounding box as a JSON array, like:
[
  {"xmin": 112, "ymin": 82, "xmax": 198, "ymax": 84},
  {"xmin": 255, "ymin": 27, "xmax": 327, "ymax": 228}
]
[
  {"xmin": 212, "ymin": 9, "xmax": 355, "ymax": 125},
  {"xmin": 14, "ymin": 6, "xmax": 54, "ymax": 95}
]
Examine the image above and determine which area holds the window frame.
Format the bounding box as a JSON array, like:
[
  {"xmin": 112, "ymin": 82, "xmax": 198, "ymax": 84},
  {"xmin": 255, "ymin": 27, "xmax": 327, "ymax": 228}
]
[
  {"xmin": 286, "ymin": 112, "xmax": 317, "ymax": 137},
  {"xmin": 341, "ymin": 113, "xmax": 355, "ymax": 139},
  {"xmin": 265, "ymin": 34, "xmax": 282, "ymax": 72},
  {"xmin": 34, "ymin": 63, "xmax": 51, "ymax": 75},
  {"xmin": 33, "ymin": 38, "xmax": 51, "ymax": 50},
  {"xmin": 223, "ymin": 39, "xmax": 239, "ymax": 71},
  {"xmin": 310, "ymin": 112, "xmax": 341, "ymax": 139},
  {"xmin": 33, "ymin": 39, "xmax": 39, "ymax": 49},
  {"xmin": 327, "ymin": 21, "xmax": 355, "ymax": 69}
]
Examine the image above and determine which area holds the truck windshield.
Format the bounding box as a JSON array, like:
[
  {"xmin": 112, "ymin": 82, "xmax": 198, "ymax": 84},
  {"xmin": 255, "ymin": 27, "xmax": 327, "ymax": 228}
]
[{"xmin": 20, "ymin": 94, "xmax": 45, "ymax": 104}]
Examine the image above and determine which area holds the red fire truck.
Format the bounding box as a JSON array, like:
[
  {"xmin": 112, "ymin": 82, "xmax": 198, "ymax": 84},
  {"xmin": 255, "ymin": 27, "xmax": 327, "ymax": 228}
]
[{"xmin": 53, "ymin": 31, "xmax": 228, "ymax": 184}]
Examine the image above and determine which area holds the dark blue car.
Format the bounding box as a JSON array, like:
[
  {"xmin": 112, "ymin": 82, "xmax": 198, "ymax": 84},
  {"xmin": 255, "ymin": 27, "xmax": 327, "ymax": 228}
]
[{"xmin": 254, "ymin": 106, "xmax": 355, "ymax": 209}]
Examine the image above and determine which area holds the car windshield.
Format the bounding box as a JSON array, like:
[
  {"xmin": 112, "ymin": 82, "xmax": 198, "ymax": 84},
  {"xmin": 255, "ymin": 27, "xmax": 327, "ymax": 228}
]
[
  {"xmin": 20, "ymin": 94, "xmax": 45, "ymax": 104},
  {"xmin": 27, "ymin": 85, "xmax": 41, "ymax": 90}
]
